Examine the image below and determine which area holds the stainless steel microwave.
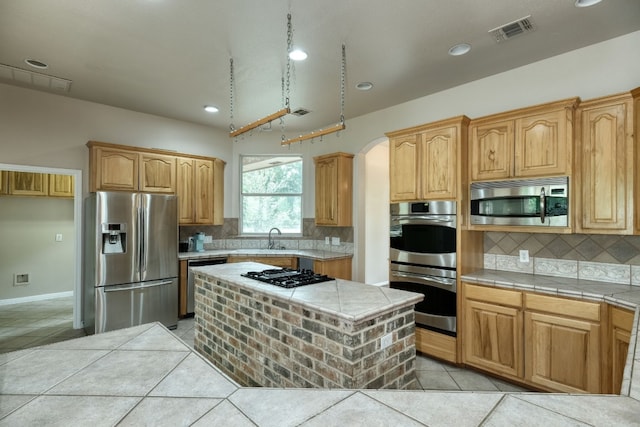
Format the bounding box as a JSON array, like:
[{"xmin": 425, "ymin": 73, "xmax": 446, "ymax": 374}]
[{"xmin": 470, "ymin": 177, "xmax": 569, "ymax": 227}]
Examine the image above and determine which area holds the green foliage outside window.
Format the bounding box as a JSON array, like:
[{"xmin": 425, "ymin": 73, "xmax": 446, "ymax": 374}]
[{"xmin": 241, "ymin": 155, "xmax": 303, "ymax": 234}]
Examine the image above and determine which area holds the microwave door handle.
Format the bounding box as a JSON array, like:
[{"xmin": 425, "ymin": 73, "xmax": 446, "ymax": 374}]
[{"xmin": 540, "ymin": 187, "xmax": 546, "ymax": 224}]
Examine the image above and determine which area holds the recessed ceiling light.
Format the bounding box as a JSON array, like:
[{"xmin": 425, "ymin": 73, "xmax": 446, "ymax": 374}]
[
  {"xmin": 356, "ymin": 82, "xmax": 373, "ymax": 91},
  {"xmin": 204, "ymin": 105, "xmax": 219, "ymax": 113},
  {"xmin": 448, "ymin": 43, "xmax": 471, "ymax": 56},
  {"xmin": 24, "ymin": 58, "xmax": 48, "ymax": 69},
  {"xmin": 575, "ymin": 0, "xmax": 602, "ymax": 7},
  {"xmin": 288, "ymin": 49, "xmax": 308, "ymax": 61}
]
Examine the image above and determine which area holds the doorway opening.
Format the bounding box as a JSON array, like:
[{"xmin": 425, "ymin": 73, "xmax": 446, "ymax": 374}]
[{"xmin": 0, "ymin": 163, "xmax": 82, "ymax": 330}]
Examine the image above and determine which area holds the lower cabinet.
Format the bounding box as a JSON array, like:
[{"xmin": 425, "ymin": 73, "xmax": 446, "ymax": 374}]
[
  {"xmin": 462, "ymin": 282, "xmax": 612, "ymax": 394},
  {"xmin": 463, "ymin": 284, "xmax": 523, "ymax": 381},
  {"xmin": 227, "ymin": 256, "xmax": 298, "ymax": 269},
  {"xmin": 313, "ymin": 257, "xmax": 352, "ymax": 280},
  {"xmin": 609, "ymin": 306, "xmax": 635, "ymax": 394}
]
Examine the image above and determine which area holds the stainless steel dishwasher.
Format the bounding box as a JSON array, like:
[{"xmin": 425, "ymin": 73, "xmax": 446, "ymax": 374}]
[{"xmin": 187, "ymin": 257, "xmax": 227, "ymax": 314}]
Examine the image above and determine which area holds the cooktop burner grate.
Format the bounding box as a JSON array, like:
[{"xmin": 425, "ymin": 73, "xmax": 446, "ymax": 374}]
[{"xmin": 241, "ymin": 268, "xmax": 334, "ymax": 288}]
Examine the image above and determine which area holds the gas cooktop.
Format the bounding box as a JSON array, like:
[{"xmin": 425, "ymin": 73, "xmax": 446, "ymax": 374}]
[{"xmin": 241, "ymin": 268, "xmax": 334, "ymax": 288}]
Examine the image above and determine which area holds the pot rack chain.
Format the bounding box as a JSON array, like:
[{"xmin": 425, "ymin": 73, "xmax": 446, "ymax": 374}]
[
  {"xmin": 229, "ymin": 13, "xmax": 293, "ymax": 139},
  {"xmin": 281, "ymin": 44, "xmax": 346, "ymax": 146},
  {"xmin": 229, "ymin": 58, "xmax": 235, "ymax": 133}
]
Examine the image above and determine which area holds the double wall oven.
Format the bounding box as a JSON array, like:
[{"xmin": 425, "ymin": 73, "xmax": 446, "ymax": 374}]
[{"xmin": 389, "ymin": 201, "xmax": 458, "ymax": 337}]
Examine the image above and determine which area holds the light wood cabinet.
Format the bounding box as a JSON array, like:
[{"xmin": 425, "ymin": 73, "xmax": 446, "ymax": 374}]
[
  {"xmin": 48, "ymin": 174, "xmax": 74, "ymax": 197},
  {"xmin": 139, "ymin": 152, "xmax": 176, "ymax": 194},
  {"xmin": 8, "ymin": 172, "xmax": 48, "ymax": 196},
  {"xmin": 227, "ymin": 256, "xmax": 298, "ymax": 269},
  {"xmin": 177, "ymin": 157, "xmax": 218, "ymax": 225},
  {"xmin": 524, "ymin": 293, "xmax": 602, "ymax": 394},
  {"xmin": 609, "ymin": 306, "xmax": 634, "ymax": 394},
  {"xmin": 88, "ymin": 141, "xmax": 177, "ymax": 194},
  {"xmin": 575, "ymin": 91, "xmax": 638, "ymax": 234},
  {"xmin": 87, "ymin": 141, "xmax": 224, "ymax": 225},
  {"xmin": 462, "ymin": 283, "xmax": 523, "ymax": 380},
  {"xmin": 314, "ymin": 152, "xmax": 353, "ymax": 226},
  {"xmin": 0, "ymin": 171, "xmax": 7, "ymax": 194},
  {"xmin": 470, "ymin": 98, "xmax": 577, "ymax": 181},
  {"xmin": 313, "ymin": 257, "xmax": 352, "ymax": 280},
  {"xmin": 387, "ymin": 116, "xmax": 468, "ymax": 202},
  {"xmin": 89, "ymin": 145, "xmax": 139, "ymax": 192}
]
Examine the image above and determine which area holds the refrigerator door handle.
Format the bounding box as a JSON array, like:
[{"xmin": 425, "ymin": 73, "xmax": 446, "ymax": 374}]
[
  {"xmin": 103, "ymin": 280, "xmax": 174, "ymax": 292},
  {"xmin": 138, "ymin": 203, "xmax": 146, "ymax": 275}
]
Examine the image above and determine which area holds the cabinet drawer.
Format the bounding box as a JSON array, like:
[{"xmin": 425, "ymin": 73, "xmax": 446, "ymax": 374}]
[
  {"xmin": 464, "ymin": 283, "xmax": 522, "ymax": 308},
  {"xmin": 611, "ymin": 306, "xmax": 635, "ymax": 331},
  {"xmin": 525, "ymin": 293, "xmax": 600, "ymax": 322}
]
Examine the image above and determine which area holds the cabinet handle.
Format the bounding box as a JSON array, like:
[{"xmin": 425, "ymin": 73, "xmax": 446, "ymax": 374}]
[
  {"xmin": 540, "ymin": 187, "xmax": 546, "ymax": 224},
  {"xmin": 488, "ymin": 149, "xmax": 495, "ymax": 161}
]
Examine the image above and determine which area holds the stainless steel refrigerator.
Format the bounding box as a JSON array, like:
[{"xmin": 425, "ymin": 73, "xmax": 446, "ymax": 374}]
[{"xmin": 84, "ymin": 191, "xmax": 178, "ymax": 334}]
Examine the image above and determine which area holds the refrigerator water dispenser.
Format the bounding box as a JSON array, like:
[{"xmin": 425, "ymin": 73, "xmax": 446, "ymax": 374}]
[{"xmin": 101, "ymin": 223, "xmax": 127, "ymax": 254}]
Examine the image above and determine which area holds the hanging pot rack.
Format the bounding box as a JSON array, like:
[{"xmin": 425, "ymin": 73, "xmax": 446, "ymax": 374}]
[{"xmin": 281, "ymin": 43, "xmax": 347, "ymax": 146}]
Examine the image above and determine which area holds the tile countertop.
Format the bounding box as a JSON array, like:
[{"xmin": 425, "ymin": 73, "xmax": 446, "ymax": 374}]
[
  {"xmin": 461, "ymin": 269, "xmax": 640, "ymax": 400},
  {"xmin": 191, "ymin": 262, "xmax": 423, "ymax": 324},
  {"xmin": 178, "ymin": 248, "xmax": 353, "ymax": 261}
]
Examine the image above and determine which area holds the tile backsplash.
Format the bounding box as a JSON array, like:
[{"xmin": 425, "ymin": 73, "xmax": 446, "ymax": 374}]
[
  {"xmin": 485, "ymin": 232, "xmax": 640, "ymax": 286},
  {"xmin": 179, "ymin": 218, "xmax": 354, "ymax": 254}
]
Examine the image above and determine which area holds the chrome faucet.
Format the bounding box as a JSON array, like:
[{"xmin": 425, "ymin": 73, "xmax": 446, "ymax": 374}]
[{"xmin": 268, "ymin": 227, "xmax": 281, "ymax": 249}]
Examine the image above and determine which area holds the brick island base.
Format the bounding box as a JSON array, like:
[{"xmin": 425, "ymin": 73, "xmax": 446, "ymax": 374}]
[{"xmin": 193, "ymin": 272, "xmax": 418, "ymax": 389}]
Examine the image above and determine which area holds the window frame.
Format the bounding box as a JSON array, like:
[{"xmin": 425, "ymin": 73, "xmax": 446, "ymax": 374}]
[{"xmin": 239, "ymin": 154, "xmax": 304, "ymax": 236}]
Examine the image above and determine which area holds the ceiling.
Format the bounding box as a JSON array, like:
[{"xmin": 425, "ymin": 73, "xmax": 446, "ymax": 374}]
[{"xmin": 1, "ymin": 0, "xmax": 639, "ymax": 136}]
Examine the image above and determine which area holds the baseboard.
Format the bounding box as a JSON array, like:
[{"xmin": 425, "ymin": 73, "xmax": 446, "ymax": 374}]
[{"xmin": 0, "ymin": 291, "xmax": 73, "ymax": 306}]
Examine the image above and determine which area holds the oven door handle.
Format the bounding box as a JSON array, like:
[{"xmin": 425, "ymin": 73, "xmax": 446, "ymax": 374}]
[
  {"xmin": 391, "ymin": 271, "xmax": 457, "ymax": 292},
  {"xmin": 391, "ymin": 215, "xmax": 456, "ymax": 224}
]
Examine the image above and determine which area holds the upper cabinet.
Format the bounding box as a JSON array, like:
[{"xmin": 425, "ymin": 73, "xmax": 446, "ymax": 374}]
[
  {"xmin": 177, "ymin": 157, "xmax": 224, "ymax": 225},
  {"xmin": 0, "ymin": 172, "xmax": 74, "ymax": 198},
  {"xmin": 48, "ymin": 174, "xmax": 74, "ymax": 197},
  {"xmin": 470, "ymin": 98, "xmax": 578, "ymax": 181},
  {"xmin": 88, "ymin": 141, "xmax": 176, "ymax": 193},
  {"xmin": 8, "ymin": 172, "xmax": 48, "ymax": 196},
  {"xmin": 314, "ymin": 152, "xmax": 353, "ymax": 226},
  {"xmin": 387, "ymin": 116, "xmax": 469, "ymax": 202},
  {"xmin": 87, "ymin": 141, "xmax": 224, "ymax": 225},
  {"xmin": 574, "ymin": 90, "xmax": 639, "ymax": 234}
]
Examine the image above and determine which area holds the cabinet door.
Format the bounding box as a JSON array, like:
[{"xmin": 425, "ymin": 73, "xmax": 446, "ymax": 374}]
[
  {"xmin": 576, "ymin": 98, "xmax": 633, "ymax": 233},
  {"xmin": 464, "ymin": 299, "xmax": 523, "ymax": 379},
  {"xmin": 514, "ymin": 109, "xmax": 569, "ymax": 177},
  {"xmin": 421, "ymin": 126, "xmax": 456, "ymax": 199},
  {"xmin": 470, "ymin": 120, "xmax": 513, "ymax": 181},
  {"xmin": 389, "ymin": 135, "xmax": 420, "ymax": 201},
  {"xmin": 194, "ymin": 159, "xmax": 214, "ymax": 224},
  {"xmin": 212, "ymin": 159, "xmax": 225, "ymax": 226},
  {"xmin": 524, "ymin": 311, "xmax": 601, "ymax": 393},
  {"xmin": 139, "ymin": 153, "xmax": 176, "ymax": 194},
  {"xmin": 0, "ymin": 171, "xmax": 7, "ymax": 194},
  {"xmin": 313, "ymin": 258, "xmax": 352, "ymax": 280},
  {"xmin": 48, "ymin": 174, "xmax": 74, "ymax": 197},
  {"xmin": 8, "ymin": 172, "xmax": 48, "ymax": 196},
  {"xmin": 610, "ymin": 306, "xmax": 634, "ymax": 394},
  {"xmin": 315, "ymin": 157, "xmax": 338, "ymax": 225},
  {"xmin": 93, "ymin": 148, "xmax": 139, "ymax": 191},
  {"xmin": 177, "ymin": 158, "xmax": 195, "ymax": 224}
]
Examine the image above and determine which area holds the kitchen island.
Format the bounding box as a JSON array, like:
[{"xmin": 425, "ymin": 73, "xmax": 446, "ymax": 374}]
[{"xmin": 191, "ymin": 262, "xmax": 423, "ymax": 389}]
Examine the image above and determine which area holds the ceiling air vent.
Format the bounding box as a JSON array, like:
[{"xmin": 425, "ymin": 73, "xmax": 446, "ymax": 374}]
[
  {"xmin": 488, "ymin": 15, "xmax": 535, "ymax": 43},
  {"xmin": 0, "ymin": 63, "xmax": 72, "ymax": 91},
  {"xmin": 291, "ymin": 108, "xmax": 311, "ymax": 117}
]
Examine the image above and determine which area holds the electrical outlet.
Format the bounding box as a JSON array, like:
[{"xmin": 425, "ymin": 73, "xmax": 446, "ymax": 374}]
[
  {"xmin": 325, "ymin": 236, "xmax": 330, "ymax": 244},
  {"xmin": 55, "ymin": 233, "xmax": 63, "ymax": 242},
  {"xmin": 381, "ymin": 333, "xmax": 393, "ymax": 349},
  {"xmin": 519, "ymin": 249, "xmax": 530, "ymax": 263},
  {"xmin": 331, "ymin": 236, "xmax": 340, "ymax": 246}
]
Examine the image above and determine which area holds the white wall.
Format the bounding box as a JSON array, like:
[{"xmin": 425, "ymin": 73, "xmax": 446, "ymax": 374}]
[
  {"xmin": 1, "ymin": 31, "xmax": 639, "ymax": 284},
  {"xmin": 0, "ymin": 197, "xmax": 75, "ymax": 299}
]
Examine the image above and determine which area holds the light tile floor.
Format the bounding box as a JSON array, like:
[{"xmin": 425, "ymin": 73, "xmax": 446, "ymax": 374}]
[{"xmin": 0, "ymin": 296, "xmax": 529, "ymax": 392}]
